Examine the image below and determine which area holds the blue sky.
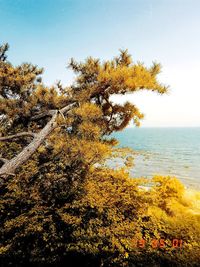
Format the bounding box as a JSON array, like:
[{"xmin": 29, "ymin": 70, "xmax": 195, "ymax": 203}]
[{"xmin": 0, "ymin": 0, "xmax": 200, "ymax": 127}]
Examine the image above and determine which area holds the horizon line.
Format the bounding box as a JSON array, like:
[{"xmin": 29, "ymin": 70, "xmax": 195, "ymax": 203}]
[{"xmin": 128, "ymin": 126, "xmax": 200, "ymax": 128}]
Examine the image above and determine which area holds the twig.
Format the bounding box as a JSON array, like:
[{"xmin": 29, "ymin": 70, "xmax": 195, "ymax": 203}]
[{"xmin": 0, "ymin": 132, "xmax": 36, "ymax": 141}]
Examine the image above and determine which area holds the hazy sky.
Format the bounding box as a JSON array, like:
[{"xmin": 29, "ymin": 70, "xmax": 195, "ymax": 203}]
[{"xmin": 0, "ymin": 0, "xmax": 200, "ymax": 127}]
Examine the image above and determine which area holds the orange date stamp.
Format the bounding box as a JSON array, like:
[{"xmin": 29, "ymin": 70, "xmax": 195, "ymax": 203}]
[{"xmin": 132, "ymin": 238, "xmax": 183, "ymax": 249}]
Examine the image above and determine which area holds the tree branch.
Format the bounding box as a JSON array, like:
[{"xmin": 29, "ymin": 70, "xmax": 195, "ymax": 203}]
[
  {"xmin": 31, "ymin": 101, "xmax": 78, "ymax": 121},
  {"xmin": 0, "ymin": 157, "xmax": 8, "ymax": 163},
  {"xmin": 31, "ymin": 110, "xmax": 56, "ymax": 120},
  {"xmin": 0, "ymin": 132, "xmax": 35, "ymax": 141},
  {"xmin": 0, "ymin": 102, "xmax": 77, "ymax": 180},
  {"xmin": 60, "ymin": 102, "xmax": 78, "ymax": 114}
]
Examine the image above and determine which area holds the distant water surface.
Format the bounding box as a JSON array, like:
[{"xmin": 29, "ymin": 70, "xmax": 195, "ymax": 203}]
[{"xmin": 110, "ymin": 127, "xmax": 200, "ymax": 189}]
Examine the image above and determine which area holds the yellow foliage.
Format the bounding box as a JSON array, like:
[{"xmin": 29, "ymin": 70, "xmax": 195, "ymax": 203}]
[
  {"xmin": 78, "ymin": 121, "xmax": 101, "ymax": 140},
  {"xmin": 74, "ymin": 103, "xmax": 103, "ymax": 120},
  {"xmin": 1, "ymin": 44, "xmax": 199, "ymax": 266}
]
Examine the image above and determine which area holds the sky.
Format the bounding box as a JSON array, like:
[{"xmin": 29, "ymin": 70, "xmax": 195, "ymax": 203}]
[{"xmin": 0, "ymin": 0, "xmax": 200, "ymax": 127}]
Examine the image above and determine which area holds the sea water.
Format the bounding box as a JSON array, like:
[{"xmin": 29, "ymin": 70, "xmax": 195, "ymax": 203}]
[{"xmin": 109, "ymin": 127, "xmax": 200, "ymax": 189}]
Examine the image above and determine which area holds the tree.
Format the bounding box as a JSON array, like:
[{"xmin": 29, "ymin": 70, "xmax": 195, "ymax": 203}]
[
  {"xmin": 4, "ymin": 44, "xmax": 197, "ymax": 267},
  {"xmin": 0, "ymin": 45, "xmax": 167, "ymax": 180}
]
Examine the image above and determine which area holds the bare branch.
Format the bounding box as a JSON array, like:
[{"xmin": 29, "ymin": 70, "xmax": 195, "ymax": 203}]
[
  {"xmin": 31, "ymin": 101, "xmax": 78, "ymax": 121},
  {"xmin": 0, "ymin": 172, "xmax": 15, "ymax": 176},
  {"xmin": 60, "ymin": 102, "xmax": 78, "ymax": 114},
  {"xmin": 58, "ymin": 110, "xmax": 66, "ymax": 121},
  {"xmin": 0, "ymin": 132, "xmax": 35, "ymax": 141},
  {"xmin": 0, "ymin": 102, "xmax": 77, "ymax": 180},
  {"xmin": 31, "ymin": 110, "xmax": 56, "ymax": 120},
  {"xmin": 0, "ymin": 157, "xmax": 8, "ymax": 163}
]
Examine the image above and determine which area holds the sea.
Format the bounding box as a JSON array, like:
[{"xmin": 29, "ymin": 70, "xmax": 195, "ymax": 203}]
[{"xmin": 109, "ymin": 127, "xmax": 200, "ymax": 189}]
